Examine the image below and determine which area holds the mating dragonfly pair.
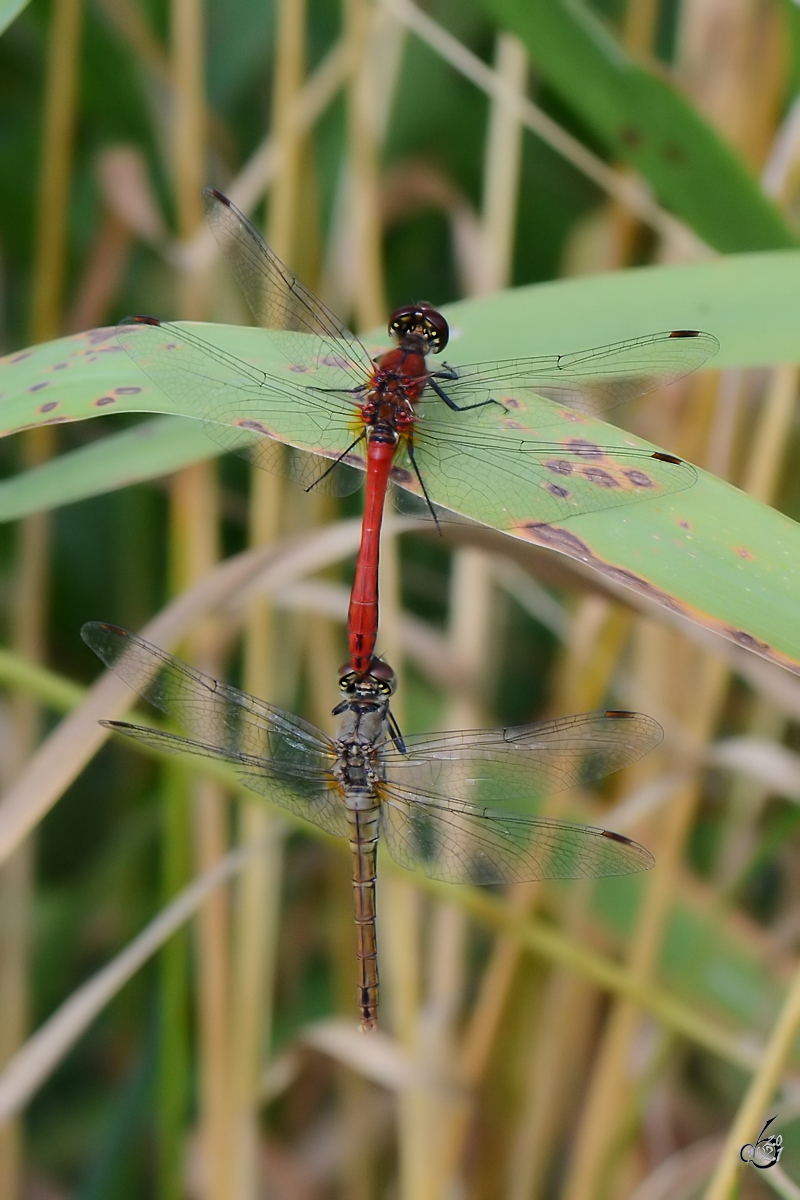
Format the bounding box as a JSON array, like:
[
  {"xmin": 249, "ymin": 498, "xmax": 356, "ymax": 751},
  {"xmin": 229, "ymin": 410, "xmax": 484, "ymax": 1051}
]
[{"xmin": 88, "ymin": 190, "xmax": 717, "ymax": 1029}]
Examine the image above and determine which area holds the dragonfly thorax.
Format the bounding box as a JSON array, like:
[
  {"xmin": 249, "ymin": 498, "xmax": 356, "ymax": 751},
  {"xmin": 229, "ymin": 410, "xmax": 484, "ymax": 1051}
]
[
  {"xmin": 367, "ymin": 346, "xmax": 430, "ymax": 421},
  {"xmin": 333, "ymin": 700, "xmax": 390, "ymax": 799}
]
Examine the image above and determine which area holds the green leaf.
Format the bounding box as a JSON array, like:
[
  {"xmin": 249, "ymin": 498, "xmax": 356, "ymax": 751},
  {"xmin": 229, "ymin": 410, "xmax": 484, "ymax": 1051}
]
[
  {"xmin": 0, "ymin": 416, "xmax": 216, "ymax": 522},
  {"xmin": 3, "ymin": 249, "xmax": 800, "ymax": 672},
  {"xmin": 481, "ymin": 0, "xmax": 794, "ymax": 252},
  {"xmin": 0, "ymin": 0, "xmax": 31, "ymax": 35}
]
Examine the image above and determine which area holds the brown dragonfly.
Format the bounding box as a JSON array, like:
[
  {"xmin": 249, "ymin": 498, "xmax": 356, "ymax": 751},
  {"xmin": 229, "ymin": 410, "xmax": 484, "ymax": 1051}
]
[{"xmin": 83, "ymin": 621, "xmax": 658, "ymax": 1031}]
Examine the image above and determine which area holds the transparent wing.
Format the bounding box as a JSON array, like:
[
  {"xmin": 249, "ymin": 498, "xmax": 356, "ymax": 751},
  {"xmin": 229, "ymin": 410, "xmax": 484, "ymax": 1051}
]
[
  {"xmin": 81, "ymin": 622, "xmax": 335, "ymax": 774},
  {"xmin": 437, "ymin": 330, "xmax": 719, "ymax": 418},
  {"xmin": 384, "ymin": 711, "xmax": 662, "ymax": 803},
  {"xmin": 380, "ymin": 787, "xmax": 653, "ymax": 884},
  {"xmin": 201, "ymin": 188, "xmax": 374, "ymax": 388},
  {"xmin": 116, "ymin": 318, "xmax": 366, "ymax": 496},
  {"xmin": 102, "ymin": 720, "xmax": 349, "ymax": 838},
  {"xmin": 400, "ymin": 407, "xmax": 697, "ymax": 527}
]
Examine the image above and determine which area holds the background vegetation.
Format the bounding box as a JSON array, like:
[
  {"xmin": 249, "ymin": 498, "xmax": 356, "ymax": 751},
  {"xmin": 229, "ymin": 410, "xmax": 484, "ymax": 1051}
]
[{"xmin": 3, "ymin": 0, "xmax": 800, "ymax": 1197}]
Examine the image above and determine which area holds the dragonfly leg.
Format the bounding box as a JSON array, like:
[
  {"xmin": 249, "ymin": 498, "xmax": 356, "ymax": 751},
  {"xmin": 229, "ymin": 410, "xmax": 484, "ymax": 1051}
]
[
  {"xmin": 306, "ymin": 430, "xmax": 366, "ymax": 492},
  {"xmin": 428, "ymin": 375, "xmax": 506, "ymax": 413},
  {"xmin": 406, "ymin": 435, "xmax": 442, "ymax": 534},
  {"xmin": 388, "ymin": 709, "xmax": 406, "ymax": 754},
  {"xmin": 306, "ymin": 384, "xmax": 367, "ymax": 396}
]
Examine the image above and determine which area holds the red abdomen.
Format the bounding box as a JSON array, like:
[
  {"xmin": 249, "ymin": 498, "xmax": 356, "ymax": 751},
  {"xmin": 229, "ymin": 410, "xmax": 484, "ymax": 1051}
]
[{"xmin": 348, "ymin": 438, "xmax": 395, "ymax": 675}]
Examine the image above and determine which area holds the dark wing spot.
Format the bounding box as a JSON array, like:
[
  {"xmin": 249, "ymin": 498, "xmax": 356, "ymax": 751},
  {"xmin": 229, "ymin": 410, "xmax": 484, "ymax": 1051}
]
[
  {"xmin": 38, "ymin": 401, "xmax": 58, "ymax": 413},
  {"xmin": 623, "ymin": 469, "xmax": 654, "ymax": 488},
  {"xmin": 567, "ymin": 440, "xmax": 602, "ymax": 457},
  {"xmin": 601, "ymin": 830, "xmax": 635, "ymax": 846},
  {"xmin": 29, "ymin": 382, "xmax": 49, "ymax": 392},
  {"xmin": 94, "ymin": 396, "xmax": 116, "ymax": 407},
  {"xmin": 583, "ymin": 468, "xmax": 619, "ymax": 489},
  {"xmin": 546, "ymin": 459, "xmax": 573, "ymax": 476},
  {"xmin": 114, "ymin": 386, "xmax": 143, "ymax": 395},
  {"xmin": 545, "ymin": 482, "xmax": 570, "ymax": 498},
  {"xmin": 233, "ymin": 418, "xmax": 272, "ymax": 434}
]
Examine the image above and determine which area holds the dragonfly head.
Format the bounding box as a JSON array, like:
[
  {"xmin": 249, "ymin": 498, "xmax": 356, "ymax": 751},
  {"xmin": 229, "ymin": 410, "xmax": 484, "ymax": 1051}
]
[
  {"xmin": 338, "ymin": 658, "xmax": 397, "ymax": 699},
  {"xmin": 388, "ymin": 303, "xmax": 449, "ymax": 354}
]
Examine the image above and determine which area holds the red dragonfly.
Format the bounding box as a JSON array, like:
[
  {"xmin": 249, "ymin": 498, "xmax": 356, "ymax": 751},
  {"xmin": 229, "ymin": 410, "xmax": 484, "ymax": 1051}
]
[{"xmin": 118, "ymin": 189, "xmax": 717, "ymax": 676}]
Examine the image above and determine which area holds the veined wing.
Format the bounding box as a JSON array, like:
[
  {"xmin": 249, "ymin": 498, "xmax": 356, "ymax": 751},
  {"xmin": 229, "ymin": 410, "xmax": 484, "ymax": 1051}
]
[
  {"xmin": 81, "ymin": 623, "xmax": 335, "ymax": 776},
  {"xmin": 202, "ymin": 188, "xmax": 374, "ymax": 389},
  {"xmin": 436, "ymin": 330, "xmax": 719, "ymax": 418},
  {"xmin": 380, "ymin": 785, "xmax": 653, "ymax": 884},
  {"xmin": 116, "ymin": 318, "xmax": 366, "ymax": 495},
  {"xmin": 384, "ymin": 711, "xmax": 662, "ymax": 804},
  {"xmin": 103, "ymin": 721, "xmax": 349, "ymax": 838},
  {"xmin": 401, "ymin": 409, "xmax": 697, "ymax": 528}
]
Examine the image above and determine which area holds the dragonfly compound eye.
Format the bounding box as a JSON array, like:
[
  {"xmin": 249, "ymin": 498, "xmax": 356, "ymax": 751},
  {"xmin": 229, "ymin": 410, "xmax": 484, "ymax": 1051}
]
[
  {"xmin": 338, "ymin": 663, "xmax": 359, "ymax": 692},
  {"xmin": 388, "ymin": 303, "xmax": 449, "ymax": 353},
  {"xmin": 367, "ymin": 658, "xmax": 397, "ymax": 694}
]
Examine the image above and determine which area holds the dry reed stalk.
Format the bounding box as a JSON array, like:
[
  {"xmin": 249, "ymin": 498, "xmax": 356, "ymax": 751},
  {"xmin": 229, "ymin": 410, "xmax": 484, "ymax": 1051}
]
[
  {"xmin": 1, "ymin": 2, "xmax": 86, "ymax": 1189},
  {"xmin": 676, "ymin": 0, "xmax": 787, "ymax": 172},
  {"xmin": 169, "ymin": 462, "xmax": 232, "ymax": 1200},
  {"xmin": 3, "ymin": 432, "xmax": 54, "ymax": 1200},
  {"xmin": 0, "ymin": 841, "xmax": 30, "ymax": 1200},
  {"xmin": 495, "ymin": 604, "xmax": 644, "ymax": 1200},
  {"xmin": 171, "ymin": 0, "xmax": 205, "ymax": 318},
  {"xmin": 268, "ymin": 0, "xmax": 308, "ymax": 265},
  {"xmin": 229, "ymin": 471, "xmax": 285, "ymax": 1200},
  {"xmin": 498, "ymin": 604, "xmax": 642, "ymax": 1200},
  {"xmin": 419, "ymin": 550, "xmax": 496, "ymax": 1199},
  {"xmin": 505, "ymin": 948, "xmax": 604, "ymax": 1200},
  {"xmin": 345, "ymin": 0, "xmax": 386, "ymax": 332},
  {"xmin": 622, "ymin": 0, "xmax": 662, "ymax": 59},
  {"xmin": 0, "ymin": 842, "xmax": 258, "ymax": 1125},
  {"xmin": 169, "ymin": 0, "xmax": 236, "ymax": 1190},
  {"xmin": 227, "ymin": 8, "xmax": 309, "ymax": 1188},
  {"xmin": 30, "ymin": 0, "xmax": 84, "ymax": 344},
  {"xmin": 561, "ymin": 459, "xmax": 739, "ymax": 1195},
  {"xmin": 375, "ymin": 529, "xmax": 431, "ymax": 1199},
  {"xmin": 419, "ymin": 40, "xmax": 529, "ymax": 1197}
]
